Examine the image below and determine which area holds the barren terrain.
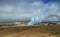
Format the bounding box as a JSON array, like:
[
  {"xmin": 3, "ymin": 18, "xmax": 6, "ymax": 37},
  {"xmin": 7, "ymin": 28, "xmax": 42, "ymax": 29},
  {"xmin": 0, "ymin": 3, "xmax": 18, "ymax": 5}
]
[{"xmin": 0, "ymin": 25, "xmax": 60, "ymax": 37}]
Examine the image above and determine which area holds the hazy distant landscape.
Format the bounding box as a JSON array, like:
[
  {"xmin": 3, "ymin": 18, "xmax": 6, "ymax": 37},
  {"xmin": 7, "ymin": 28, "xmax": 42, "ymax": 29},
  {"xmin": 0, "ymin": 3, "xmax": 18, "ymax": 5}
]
[{"xmin": 0, "ymin": 0, "xmax": 60, "ymax": 37}]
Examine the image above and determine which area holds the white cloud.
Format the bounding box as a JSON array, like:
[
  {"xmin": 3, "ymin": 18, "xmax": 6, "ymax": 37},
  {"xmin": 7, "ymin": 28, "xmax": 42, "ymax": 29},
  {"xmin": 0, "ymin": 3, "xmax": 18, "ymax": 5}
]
[{"xmin": 0, "ymin": 0, "xmax": 60, "ymax": 22}]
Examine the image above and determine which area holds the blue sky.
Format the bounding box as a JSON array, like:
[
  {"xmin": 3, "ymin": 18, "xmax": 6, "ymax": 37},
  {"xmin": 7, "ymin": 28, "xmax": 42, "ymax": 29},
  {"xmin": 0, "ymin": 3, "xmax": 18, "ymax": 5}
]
[{"xmin": 0, "ymin": 0, "xmax": 60, "ymax": 22}]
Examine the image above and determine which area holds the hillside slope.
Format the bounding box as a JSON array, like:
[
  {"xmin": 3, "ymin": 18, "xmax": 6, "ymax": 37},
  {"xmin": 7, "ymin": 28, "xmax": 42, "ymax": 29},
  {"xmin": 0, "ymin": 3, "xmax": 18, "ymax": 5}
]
[{"xmin": 0, "ymin": 25, "xmax": 60, "ymax": 37}]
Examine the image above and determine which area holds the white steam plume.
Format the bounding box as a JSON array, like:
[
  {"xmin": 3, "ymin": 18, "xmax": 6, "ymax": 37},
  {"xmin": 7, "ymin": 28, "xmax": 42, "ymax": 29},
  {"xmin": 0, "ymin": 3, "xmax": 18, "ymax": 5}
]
[{"xmin": 27, "ymin": 2, "xmax": 60, "ymax": 25}]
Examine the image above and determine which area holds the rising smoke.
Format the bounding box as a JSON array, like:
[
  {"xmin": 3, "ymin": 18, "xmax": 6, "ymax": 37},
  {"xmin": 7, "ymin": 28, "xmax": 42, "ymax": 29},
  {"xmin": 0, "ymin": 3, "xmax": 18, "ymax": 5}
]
[
  {"xmin": 0, "ymin": 0, "xmax": 60, "ymax": 24},
  {"xmin": 27, "ymin": 0, "xmax": 60, "ymax": 25}
]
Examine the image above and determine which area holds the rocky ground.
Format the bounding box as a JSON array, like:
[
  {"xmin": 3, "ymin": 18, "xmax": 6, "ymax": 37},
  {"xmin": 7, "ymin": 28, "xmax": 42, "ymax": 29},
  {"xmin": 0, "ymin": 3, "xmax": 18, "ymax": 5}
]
[{"xmin": 0, "ymin": 25, "xmax": 60, "ymax": 37}]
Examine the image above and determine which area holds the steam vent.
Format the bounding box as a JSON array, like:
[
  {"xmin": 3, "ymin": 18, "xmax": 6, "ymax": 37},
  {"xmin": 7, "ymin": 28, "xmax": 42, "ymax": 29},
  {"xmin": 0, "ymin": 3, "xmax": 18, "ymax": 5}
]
[
  {"xmin": 0, "ymin": 0, "xmax": 60, "ymax": 37},
  {"xmin": 28, "ymin": 15, "xmax": 60, "ymax": 25}
]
